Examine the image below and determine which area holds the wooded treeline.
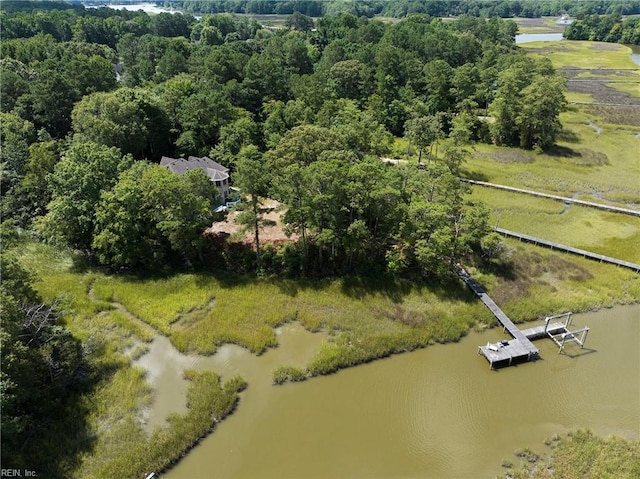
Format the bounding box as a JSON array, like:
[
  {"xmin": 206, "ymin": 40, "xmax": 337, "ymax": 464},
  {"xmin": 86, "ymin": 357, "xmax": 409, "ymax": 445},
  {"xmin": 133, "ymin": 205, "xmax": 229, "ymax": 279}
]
[
  {"xmin": 0, "ymin": 250, "xmax": 92, "ymax": 475},
  {"xmin": 77, "ymin": 0, "xmax": 640, "ymax": 18},
  {"xmin": 1, "ymin": 3, "xmax": 566, "ymax": 278},
  {"xmin": 564, "ymin": 13, "xmax": 640, "ymax": 44}
]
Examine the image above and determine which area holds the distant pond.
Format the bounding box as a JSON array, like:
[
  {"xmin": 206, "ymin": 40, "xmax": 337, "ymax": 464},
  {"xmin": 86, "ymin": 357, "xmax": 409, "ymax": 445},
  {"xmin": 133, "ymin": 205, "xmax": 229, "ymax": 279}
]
[
  {"xmin": 515, "ymin": 33, "xmax": 564, "ymax": 44},
  {"xmin": 630, "ymin": 45, "xmax": 640, "ymax": 65}
]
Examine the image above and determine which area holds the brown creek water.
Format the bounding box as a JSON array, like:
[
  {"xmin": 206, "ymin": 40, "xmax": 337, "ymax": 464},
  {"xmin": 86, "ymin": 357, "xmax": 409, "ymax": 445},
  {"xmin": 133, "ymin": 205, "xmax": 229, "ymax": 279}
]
[{"xmin": 137, "ymin": 305, "xmax": 639, "ymax": 479}]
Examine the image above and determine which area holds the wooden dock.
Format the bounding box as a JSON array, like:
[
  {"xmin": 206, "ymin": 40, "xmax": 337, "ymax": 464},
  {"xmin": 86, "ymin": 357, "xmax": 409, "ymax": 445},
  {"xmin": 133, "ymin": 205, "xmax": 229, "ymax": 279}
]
[
  {"xmin": 461, "ymin": 179, "xmax": 640, "ymax": 218},
  {"xmin": 456, "ymin": 266, "xmax": 539, "ymax": 367},
  {"xmin": 520, "ymin": 322, "xmax": 566, "ymax": 340},
  {"xmin": 457, "ymin": 267, "xmax": 590, "ymax": 368},
  {"xmin": 495, "ymin": 228, "xmax": 640, "ymax": 273}
]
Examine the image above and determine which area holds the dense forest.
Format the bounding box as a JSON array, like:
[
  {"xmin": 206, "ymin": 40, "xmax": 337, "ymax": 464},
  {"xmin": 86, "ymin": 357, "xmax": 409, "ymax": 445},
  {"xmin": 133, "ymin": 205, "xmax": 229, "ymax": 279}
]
[
  {"xmin": 77, "ymin": 0, "xmax": 640, "ymax": 18},
  {"xmin": 565, "ymin": 13, "xmax": 640, "ymax": 43},
  {"xmin": 1, "ymin": 1, "xmax": 569, "ymax": 278}
]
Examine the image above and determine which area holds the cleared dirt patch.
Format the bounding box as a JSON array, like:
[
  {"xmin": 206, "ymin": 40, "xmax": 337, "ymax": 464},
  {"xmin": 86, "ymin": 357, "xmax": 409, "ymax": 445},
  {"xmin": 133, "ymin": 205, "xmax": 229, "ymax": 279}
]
[{"xmin": 206, "ymin": 198, "xmax": 296, "ymax": 245}]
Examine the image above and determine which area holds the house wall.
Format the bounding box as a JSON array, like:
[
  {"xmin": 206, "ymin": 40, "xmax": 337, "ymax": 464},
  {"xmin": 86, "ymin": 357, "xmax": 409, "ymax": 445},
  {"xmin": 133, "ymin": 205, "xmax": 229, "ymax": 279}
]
[{"xmin": 214, "ymin": 178, "xmax": 229, "ymax": 201}]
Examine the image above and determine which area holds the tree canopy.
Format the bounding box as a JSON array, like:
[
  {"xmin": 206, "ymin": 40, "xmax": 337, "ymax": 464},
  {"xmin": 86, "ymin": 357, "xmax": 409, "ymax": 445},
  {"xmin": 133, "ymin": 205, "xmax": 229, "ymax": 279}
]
[
  {"xmin": 1, "ymin": 3, "xmax": 567, "ymax": 277},
  {"xmin": 92, "ymin": 162, "xmax": 220, "ymax": 269},
  {"xmin": 0, "ymin": 251, "xmax": 89, "ymax": 475}
]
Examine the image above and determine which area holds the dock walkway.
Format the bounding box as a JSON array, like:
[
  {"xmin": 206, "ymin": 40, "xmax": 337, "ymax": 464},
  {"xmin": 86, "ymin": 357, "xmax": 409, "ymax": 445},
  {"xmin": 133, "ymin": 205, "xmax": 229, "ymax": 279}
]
[
  {"xmin": 461, "ymin": 179, "xmax": 640, "ymax": 217},
  {"xmin": 495, "ymin": 228, "xmax": 640, "ymax": 272},
  {"xmin": 458, "ymin": 265, "xmax": 591, "ymax": 368},
  {"xmin": 456, "ymin": 266, "xmax": 539, "ymax": 367}
]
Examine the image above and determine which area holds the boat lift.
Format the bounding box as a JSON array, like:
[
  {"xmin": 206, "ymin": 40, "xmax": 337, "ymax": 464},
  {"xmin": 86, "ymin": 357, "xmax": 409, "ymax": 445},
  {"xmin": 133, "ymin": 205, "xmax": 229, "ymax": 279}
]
[{"xmin": 544, "ymin": 312, "xmax": 590, "ymax": 354}]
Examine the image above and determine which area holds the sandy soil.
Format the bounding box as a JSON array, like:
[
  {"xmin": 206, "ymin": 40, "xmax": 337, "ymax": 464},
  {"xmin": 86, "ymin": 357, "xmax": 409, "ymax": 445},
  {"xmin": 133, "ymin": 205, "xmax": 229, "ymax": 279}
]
[{"xmin": 206, "ymin": 198, "xmax": 296, "ymax": 245}]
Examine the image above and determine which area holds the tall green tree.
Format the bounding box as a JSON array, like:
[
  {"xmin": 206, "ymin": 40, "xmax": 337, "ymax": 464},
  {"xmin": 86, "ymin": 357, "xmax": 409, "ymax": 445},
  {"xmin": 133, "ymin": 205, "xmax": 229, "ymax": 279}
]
[
  {"xmin": 329, "ymin": 59, "xmax": 372, "ymax": 102},
  {"xmin": 42, "ymin": 141, "xmax": 133, "ymax": 250},
  {"xmin": 267, "ymin": 125, "xmax": 344, "ymax": 265},
  {"xmin": 0, "ymin": 112, "xmax": 36, "ymax": 197},
  {"xmin": 262, "ymin": 99, "xmax": 314, "ymax": 148},
  {"xmin": 488, "ymin": 57, "xmax": 566, "ymax": 150},
  {"xmin": 387, "ymin": 161, "xmax": 490, "ymax": 278},
  {"xmin": 211, "ymin": 114, "xmax": 258, "ymax": 167},
  {"xmin": 516, "ymin": 75, "xmax": 567, "ymax": 150},
  {"xmin": 5, "ymin": 140, "xmax": 62, "ymax": 227},
  {"xmin": 92, "ymin": 162, "xmax": 219, "ymax": 269},
  {"xmin": 233, "ymin": 145, "xmax": 273, "ymax": 270},
  {"xmin": 71, "ymin": 88, "xmax": 170, "ymax": 160},
  {"xmin": 316, "ymin": 99, "xmax": 392, "ymax": 157},
  {"xmin": 404, "ymin": 115, "xmax": 443, "ymax": 165}
]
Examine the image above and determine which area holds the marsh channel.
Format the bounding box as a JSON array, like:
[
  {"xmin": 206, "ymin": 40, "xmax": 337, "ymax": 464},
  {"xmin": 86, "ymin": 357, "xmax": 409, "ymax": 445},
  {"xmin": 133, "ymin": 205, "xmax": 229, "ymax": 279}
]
[{"xmin": 134, "ymin": 304, "xmax": 640, "ymax": 478}]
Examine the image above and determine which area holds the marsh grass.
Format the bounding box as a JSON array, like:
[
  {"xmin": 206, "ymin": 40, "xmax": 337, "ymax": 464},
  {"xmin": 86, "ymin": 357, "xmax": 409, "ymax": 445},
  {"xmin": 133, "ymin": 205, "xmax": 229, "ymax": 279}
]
[
  {"xmin": 514, "ymin": 17, "xmax": 567, "ymax": 34},
  {"xmin": 565, "ymin": 91, "xmax": 596, "ymax": 103},
  {"xmin": 10, "ymin": 231, "xmax": 640, "ymax": 473},
  {"xmin": 523, "ymin": 41, "xmax": 638, "ymax": 70},
  {"xmin": 605, "ymin": 81, "xmax": 640, "ymax": 98},
  {"xmin": 12, "ymin": 243, "xmax": 247, "ymax": 478},
  {"xmin": 466, "ymin": 41, "xmax": 640, "ymax": 209},
  {"xmin": 478, "ymin": 241, "xmax": 640, "ymax": 323},
  {"xmin": 470, "ymin": 187, "xmax": 640, "ymax": 263},
  {"xmin": 466, "ymin": 124, "xmax": 640, "ymax": 201},
  {"xmin": 83, "ymin": 371, "xmax": 246, "ymax": 479},
  {"xmin": 91, "ymin": 274, "xmax": 217, "ymax": 334},
  {"xmin": 501, "ymin": 430, "xmax": 640, "ymax": 479}
]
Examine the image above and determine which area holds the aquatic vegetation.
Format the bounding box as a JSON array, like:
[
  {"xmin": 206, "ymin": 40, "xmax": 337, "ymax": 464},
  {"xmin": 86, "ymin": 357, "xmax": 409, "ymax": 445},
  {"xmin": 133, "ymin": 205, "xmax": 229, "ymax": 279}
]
[{"xmin": 503, "ymin": 430, "xmax": 640, "ymax": 479}]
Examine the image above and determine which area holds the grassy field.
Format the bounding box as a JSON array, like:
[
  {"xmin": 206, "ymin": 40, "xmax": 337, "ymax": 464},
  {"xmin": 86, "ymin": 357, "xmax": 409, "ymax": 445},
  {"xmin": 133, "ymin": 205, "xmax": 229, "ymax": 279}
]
[
  {"xmin": 464, "ymin": 40, "xmax": 640, "ymax": 225},
  {"xmin": 464, "ymin": 121, "xmax": 640, "ymax": 206},
  {"xmin": 462, "ymin": 40, "xmax": 640, "ymax": 278},
  {"xmin": 469, "ymin": 187, "xmax": 640, "ymax": 263}
]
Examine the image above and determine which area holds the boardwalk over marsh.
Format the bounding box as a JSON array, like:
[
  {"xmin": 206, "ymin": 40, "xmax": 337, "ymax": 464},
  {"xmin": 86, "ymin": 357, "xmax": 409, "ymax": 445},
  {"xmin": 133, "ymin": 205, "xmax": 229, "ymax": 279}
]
[
  {"xmin": 495, "ymin": 228, "xmax": 640, "ymax": 272},
  {"xmin": 461, "ymin": 179, "xmax": 640, "ymax": 218}
]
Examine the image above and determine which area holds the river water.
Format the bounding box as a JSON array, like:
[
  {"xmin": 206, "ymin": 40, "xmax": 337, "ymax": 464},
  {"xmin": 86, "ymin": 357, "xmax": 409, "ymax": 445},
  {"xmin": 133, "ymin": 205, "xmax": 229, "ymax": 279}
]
[
  {"xmin": 144, "ymin": 304, "xmax": 640, "ymax": 479},
  {"xmin": 515, "ymin": 33, "xmax": 564, "ymax": 44},
  {"xmin": 630, "ymin": 45, "xmax": 640, "ymax": 66}
]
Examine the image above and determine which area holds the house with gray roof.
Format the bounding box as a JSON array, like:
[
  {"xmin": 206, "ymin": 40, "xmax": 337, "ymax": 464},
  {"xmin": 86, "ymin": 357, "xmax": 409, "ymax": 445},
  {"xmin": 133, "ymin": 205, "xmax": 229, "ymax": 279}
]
[{"xmin": 160, "ymin": 155, "xmax": 230, "ymax": 201}]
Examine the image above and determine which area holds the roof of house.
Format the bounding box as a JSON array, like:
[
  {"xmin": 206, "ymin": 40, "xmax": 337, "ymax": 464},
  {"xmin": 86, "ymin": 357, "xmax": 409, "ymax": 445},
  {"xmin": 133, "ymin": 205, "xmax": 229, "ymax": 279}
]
[{"xmin": 160, "ymin": 156, "xmax": 229, "ymax": 181}]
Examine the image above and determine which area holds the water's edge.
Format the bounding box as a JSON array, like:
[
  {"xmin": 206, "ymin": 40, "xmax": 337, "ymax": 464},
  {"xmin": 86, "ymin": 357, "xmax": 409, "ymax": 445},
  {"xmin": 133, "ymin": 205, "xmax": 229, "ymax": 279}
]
[{"xmin": 135, "ymin": 305, "xmax": 640, "ymax": 479}]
